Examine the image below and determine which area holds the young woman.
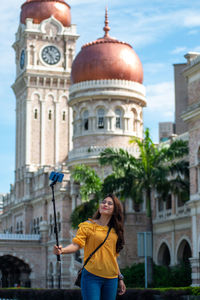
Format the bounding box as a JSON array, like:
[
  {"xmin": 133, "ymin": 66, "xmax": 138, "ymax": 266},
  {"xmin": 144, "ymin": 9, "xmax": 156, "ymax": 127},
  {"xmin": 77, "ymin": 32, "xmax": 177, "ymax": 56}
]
[{"xmin": 54, "ymin": 193, "xmax": 126, "ymax": 300}]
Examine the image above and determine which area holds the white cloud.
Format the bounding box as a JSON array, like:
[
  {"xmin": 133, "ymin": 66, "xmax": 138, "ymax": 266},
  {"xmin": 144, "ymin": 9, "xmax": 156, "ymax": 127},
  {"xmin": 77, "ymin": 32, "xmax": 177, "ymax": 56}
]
[
  {"xmin": 146, "ymin": 82, "xmax": 174, "ymax": 112},
  {"xmin": 183, "ymin": 13, "xmax": 200, "ymax": 27},
  {"xmin": 171, "ymin": 47, "xmax": 187, "ymax": 55}
]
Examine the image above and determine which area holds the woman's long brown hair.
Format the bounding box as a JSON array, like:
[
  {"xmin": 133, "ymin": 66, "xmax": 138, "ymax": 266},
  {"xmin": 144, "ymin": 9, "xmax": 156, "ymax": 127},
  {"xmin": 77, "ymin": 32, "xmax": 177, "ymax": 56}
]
[{"xmin": 92, "ymin": 194, "xmax": 125, "ymax": 253}]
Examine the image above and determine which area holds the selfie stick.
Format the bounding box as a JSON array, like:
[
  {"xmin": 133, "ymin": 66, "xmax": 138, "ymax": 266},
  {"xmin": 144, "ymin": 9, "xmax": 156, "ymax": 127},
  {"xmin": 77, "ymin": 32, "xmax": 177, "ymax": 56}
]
[{"xmin": 49, "ymin": 171, "xmax": 64, "ymax": 288}]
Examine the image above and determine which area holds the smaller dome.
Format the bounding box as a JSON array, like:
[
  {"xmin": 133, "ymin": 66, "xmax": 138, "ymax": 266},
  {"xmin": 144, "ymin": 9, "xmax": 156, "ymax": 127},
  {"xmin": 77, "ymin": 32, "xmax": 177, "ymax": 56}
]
[
  {"xmin": 20, "ymin": 0, "xmax": 71, "ymax": 27},
  {"xmin": 71, "ymin": 9, "xmax": 143, "ymax": 84}
]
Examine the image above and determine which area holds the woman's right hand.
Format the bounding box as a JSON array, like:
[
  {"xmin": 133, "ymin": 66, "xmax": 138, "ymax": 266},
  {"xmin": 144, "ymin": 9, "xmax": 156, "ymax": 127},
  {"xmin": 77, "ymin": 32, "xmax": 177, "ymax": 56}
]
[{"xmin": 54, "ymin": 245, "xmax": 63, "ymax": 255}]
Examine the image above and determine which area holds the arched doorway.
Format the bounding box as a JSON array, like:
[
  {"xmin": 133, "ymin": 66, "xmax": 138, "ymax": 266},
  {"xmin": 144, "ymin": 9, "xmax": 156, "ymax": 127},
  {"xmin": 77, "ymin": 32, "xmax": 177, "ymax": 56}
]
[
  {"xmin": 0, "ymin": 255, "xmax": 31, "ymax": 287},
  {"xmin": 157, "ymin": 243, "xmax": 171, "ymax": 266},
  {"xmin": 177, "ymin": 240, "xmax": 192, "ymax": 263}
]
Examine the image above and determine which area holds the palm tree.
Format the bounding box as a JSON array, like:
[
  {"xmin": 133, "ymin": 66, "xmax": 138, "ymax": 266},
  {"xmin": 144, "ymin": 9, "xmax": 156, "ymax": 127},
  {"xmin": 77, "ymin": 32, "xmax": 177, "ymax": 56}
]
[
  {"xmin": 70, "ymin": 164, "xmax": 103, "ymax": 228},
  {"xmin": 99, "ymin": 128, "xmax": 189, "ymax": 285},
  {"xmin": 71, "ymin": 164, "xmax": 103, "ymax": 202}
]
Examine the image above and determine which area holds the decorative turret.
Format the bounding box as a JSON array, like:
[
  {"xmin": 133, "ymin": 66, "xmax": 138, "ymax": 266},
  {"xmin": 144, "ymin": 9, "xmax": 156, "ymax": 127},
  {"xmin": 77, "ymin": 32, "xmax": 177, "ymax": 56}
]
[{"xmin": 71, "ymin": 8, "xmax": 143, "ymax": 84}]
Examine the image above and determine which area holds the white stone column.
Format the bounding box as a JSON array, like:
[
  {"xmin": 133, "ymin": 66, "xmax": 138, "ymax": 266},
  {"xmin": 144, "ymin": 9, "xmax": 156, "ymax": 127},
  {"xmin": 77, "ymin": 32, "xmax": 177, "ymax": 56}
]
[
  {"xmin": 65, "ymin": 47, "xmax": 68, "ymax": 71},
  {"xmin": 190, "ymin": 257, "xmax": 200, "ymax": 286},
  {"xmin": 110, "ymin": 116, "xmax": 114, "ymax": 131},
  {"xmin": 127, "ymin": 118, "xmax": 130, "ymax": 131},
  {"xmin": 88, "ymin": 117, "xmax": 91, "ymax": 132},
  {"xmin": 192, "ymin": 213, "xmax": 198, "ymax": 258},
  {"xmin": 33, "ymin": 49, "xmax": 36, "ymax": 66},
  {"xmin": 69, "ymin": 107, "xmax": 73, "ymax": 151},
  {"xmin": 22, "ymin": 100, "xmax": 26, "ymax": 167},
  {"xmin": 40, "ymin": 100, "xmax": 45, "ymax": 166},
  {"xmin": 19, "ymin": 100, "xmax": 23, "ymax": 168},
  {"xmin": 54, "ymin": 101, "xmax": 60, "ymax": 164},
  {"xmin": 105, "ymin": 116, "xmax": 108, "ymax": 130},
  {"xmin": 25, "ymin": 99, "xmax": 32, "ymax": 166},
  {"xmin": 91, "ymin": 116, "xmax": 96, "ymax": 131},
  {"xmin": 171, "ymin": 230, "xmax": 175, "ymax": 265},
  {"xmin": 124, "ymin": 117, "xmax": 128, "ymax": 131},
  {"xmin": 136, "ymin": 119, "xmax": 140, "ymax": 136},
  {"xmin": 16, "ymin": 101, "xmax": 20, "ymax": 170},
  {"xmin": 26, "ymin": 47, "xmax": 30, "ymax": 68}
]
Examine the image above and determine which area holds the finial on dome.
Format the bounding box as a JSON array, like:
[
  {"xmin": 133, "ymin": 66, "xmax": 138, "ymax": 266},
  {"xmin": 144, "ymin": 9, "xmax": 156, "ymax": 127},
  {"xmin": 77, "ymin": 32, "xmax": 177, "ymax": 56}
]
[{"xmin": 103, "ymin": 7, "xmax": 110, "ymax": 37}]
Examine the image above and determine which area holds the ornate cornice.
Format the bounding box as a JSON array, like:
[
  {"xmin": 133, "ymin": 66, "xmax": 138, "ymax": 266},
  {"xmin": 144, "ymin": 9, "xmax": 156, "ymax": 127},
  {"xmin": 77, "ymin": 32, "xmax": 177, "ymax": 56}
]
[{"xmin": 69, "ymin": 79, "xmax": 146, "ymax": 107}]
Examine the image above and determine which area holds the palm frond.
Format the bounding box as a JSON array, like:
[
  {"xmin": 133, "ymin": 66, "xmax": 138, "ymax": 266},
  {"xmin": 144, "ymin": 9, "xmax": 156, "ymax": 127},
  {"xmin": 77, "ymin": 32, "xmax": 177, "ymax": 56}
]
[{"xmin": 71, "ymin": 164, "xmax": 102, "ymax": 201}]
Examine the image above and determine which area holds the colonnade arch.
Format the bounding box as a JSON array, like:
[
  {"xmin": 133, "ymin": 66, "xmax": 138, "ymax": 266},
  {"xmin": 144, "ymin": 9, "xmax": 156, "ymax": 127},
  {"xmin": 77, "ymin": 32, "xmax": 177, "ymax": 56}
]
[
  {"xmin": 157, "ymin": 243, "xmax": 171, "ymax": 266},
  {"xmin": 177, "ymin": 239, "xmax": 192, "ymax": 263},
  {"xmin": 0, "ymin": 255, "xmax": 31, "ymax": 287}
]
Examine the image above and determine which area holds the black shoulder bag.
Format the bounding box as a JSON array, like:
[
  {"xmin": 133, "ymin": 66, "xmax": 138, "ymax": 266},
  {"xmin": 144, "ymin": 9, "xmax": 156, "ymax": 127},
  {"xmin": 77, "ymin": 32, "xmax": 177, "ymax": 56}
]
[{"xmin": 75, "ymin": 226, "xmax": 112, "ymax": 287}]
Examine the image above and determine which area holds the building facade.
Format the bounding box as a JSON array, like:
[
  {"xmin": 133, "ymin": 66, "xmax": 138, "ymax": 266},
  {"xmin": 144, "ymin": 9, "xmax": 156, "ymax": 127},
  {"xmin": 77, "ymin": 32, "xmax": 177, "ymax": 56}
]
[
  {"xmin": 0, "ymin": 0, "xmax": 78, "ymax": 288},
  {"xmin": 0, "ymin": 0, "xmax": 148, "ymax": 288},
  {"xmin": 1, "ymin": 0, "xmax": 200, "ymax": 289},
  {"xmin": 159, "ymin": 122, "xmax": 175, "ymax": 142},
  {"xmin": 174, "ymin": 62, "xmax": 188, "ymax": 135}
]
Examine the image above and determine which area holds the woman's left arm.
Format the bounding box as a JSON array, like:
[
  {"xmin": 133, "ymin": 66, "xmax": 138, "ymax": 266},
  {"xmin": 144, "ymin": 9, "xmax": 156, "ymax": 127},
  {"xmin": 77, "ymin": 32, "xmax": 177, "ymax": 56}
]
[{"xmin": 117, "ymin": 262, "xmax": 126, "ymax": 295}]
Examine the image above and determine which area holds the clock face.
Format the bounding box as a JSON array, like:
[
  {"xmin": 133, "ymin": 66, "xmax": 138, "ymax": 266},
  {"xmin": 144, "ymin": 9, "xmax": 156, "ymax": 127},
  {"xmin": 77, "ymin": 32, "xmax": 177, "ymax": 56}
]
[
  {"xmin": 20, "ymin": 50, "xmax": 25, "ymax": 69},
  {"xmin": 42, "ymin": 45, "xmax": 61, "ymax": 65}
]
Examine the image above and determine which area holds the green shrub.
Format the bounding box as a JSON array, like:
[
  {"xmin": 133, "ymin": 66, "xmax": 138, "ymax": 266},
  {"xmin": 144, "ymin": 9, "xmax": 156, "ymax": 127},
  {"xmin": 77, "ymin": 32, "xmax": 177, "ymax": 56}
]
[
  {"xmin": 121, "ymin": 262, "xmax": 191, "ymax": 288},
  {"xmin": 191, "ymin": 287, "xmax": 200, "ymax": 296},
  {"xmin": 121, "ymin": 263, "xmax": 145, "ymax": 288}
]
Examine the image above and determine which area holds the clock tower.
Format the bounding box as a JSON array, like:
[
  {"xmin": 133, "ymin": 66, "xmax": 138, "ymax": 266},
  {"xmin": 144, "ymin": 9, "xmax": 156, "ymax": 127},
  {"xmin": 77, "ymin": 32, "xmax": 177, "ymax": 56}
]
[{"xmin": 12, "ymin": 0, "xmax": 79, "ymax": 200}]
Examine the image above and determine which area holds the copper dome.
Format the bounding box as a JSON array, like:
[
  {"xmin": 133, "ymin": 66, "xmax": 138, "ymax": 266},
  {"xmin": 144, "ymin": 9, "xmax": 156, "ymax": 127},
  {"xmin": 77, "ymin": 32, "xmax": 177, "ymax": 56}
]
[
  {"xmin": 71, "ymin": 9, "xmax": 143, "ymax": 84},
  {"xmin": 20, "ymin": 0, "xmax": 71, "ymax": 27}
]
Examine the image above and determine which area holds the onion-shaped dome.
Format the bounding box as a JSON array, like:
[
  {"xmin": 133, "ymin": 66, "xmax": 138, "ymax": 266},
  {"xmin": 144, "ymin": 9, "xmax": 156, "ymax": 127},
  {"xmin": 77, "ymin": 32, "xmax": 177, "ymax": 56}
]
[
  {"xmin": 71, "ymin": 9, "xmax": 143, "ymax": 84},
  {"xmin": 20, "ymin": 0, "xmax": 71, "ymax": 27}
]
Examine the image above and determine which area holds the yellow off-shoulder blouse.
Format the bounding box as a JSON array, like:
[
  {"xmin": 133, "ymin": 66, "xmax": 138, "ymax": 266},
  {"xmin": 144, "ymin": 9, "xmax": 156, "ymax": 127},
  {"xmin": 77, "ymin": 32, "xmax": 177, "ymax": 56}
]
[{"xmin": 72, "ymin": 219, "xmax": 119, "ymax": 279}]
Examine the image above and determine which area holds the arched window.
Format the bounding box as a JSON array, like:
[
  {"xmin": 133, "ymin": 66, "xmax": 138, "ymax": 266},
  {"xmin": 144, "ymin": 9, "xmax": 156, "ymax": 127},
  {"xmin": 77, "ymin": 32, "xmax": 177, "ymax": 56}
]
[
  {"xmin": 48, "ymin": 109, "xmax": 52, "ymax": 120},
  {"xmin": 158, "ymin": 243, "xmax": 171, "ymax": 266},
  {"xmin": 16, "ymin": 222, "xmax": 19, "ymax": 234},
  {"xmin": 62, "ymin": 111, "xmax": 66, "ymax": 121},
  {"xmin": 115, "ymin": 108, "xmax": 122, "ymax": 129},
  {"xmin": 97, "ymin": 108, "xmax": 105, "ymax": 129},
  {"xmin": 20, "ymin": 221, "xmax": 23, "ymax": 234},
  {"xmin": 158, "ymin": 198, "xmax": 164, "ymax": 212},
  {"xmin": 166, "ymin": 194, "xmax": 172, "ymax": 210},
  {"xmin": 33, "ymin": 219, "xmax": 36, "ymax": 234},
  {"xmin": 177, "ymin": 240, "xmax": 192, "ymax": 264},
  {"xmin": 36, "ymin": 217, "xmax": 40, "ymax": 234},
  {"xmin": 83, "ymin": 110, "xmax": 89, "ymax": 130},
  {"xmin": 34, "ymin": 108, "xmax": 38, "ymax": 119}
]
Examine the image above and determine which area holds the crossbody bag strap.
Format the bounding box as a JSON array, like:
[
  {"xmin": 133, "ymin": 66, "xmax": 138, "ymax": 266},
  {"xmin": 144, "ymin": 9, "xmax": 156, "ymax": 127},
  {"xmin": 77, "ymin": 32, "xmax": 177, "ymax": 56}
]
[{"xmin": 82, "ymin": 226, "xmax": 112, "ymax": 269}]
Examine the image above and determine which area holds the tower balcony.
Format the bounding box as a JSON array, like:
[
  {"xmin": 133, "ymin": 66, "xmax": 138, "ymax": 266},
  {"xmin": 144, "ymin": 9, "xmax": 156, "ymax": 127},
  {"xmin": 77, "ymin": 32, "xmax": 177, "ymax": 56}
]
[{"xmin": 67, "ymin": 145, "xmax": 140, "ymax": 166}]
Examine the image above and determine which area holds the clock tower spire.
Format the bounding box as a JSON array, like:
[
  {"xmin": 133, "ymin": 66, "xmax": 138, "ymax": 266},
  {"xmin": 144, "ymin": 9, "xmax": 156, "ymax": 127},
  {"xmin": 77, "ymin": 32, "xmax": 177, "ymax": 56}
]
[{"xmin": 12, "ymin": 0, "xmax": 79, "ymax": 200}]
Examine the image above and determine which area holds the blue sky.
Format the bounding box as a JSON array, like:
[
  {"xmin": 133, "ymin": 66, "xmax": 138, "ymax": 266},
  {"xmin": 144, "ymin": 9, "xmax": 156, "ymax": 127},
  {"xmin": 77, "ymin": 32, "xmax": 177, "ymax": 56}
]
[{"xmin": 1, "ymin": 0, "xmax": 200, "ymax": 194}]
